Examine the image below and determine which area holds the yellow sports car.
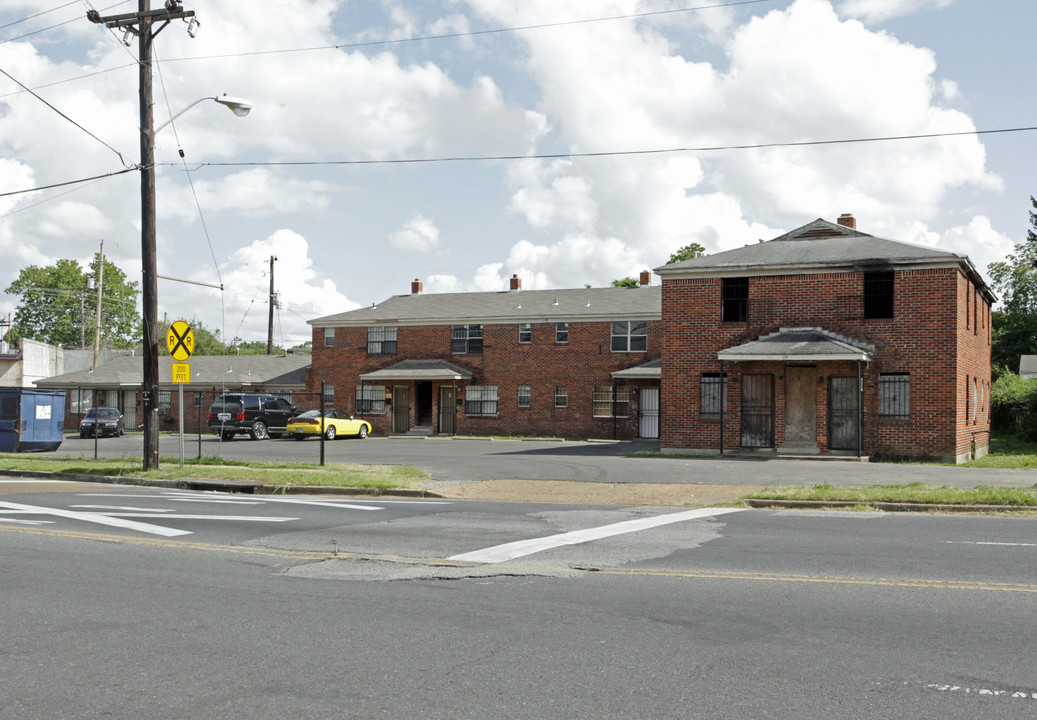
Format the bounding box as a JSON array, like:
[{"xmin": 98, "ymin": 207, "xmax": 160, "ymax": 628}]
[{"xmin": 286, "ymin": 409, "xmax": 372, "ymax": 440}]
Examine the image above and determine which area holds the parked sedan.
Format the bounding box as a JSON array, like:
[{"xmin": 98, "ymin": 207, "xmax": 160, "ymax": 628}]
[
  {"xmin": 79, "ymin": 407, "xmax": 125, "ymax": 438},
  {"xmin": 286, "ymin": 409, "xmax": 372, "ymax": 440}
]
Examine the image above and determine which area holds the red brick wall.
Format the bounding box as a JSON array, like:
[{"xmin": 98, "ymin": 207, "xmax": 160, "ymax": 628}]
[
  {"xmin": 309, "ymin": 319, "xmax": 661, "ymax": 439},
  {"xmin": 661, "ymin": 267, "xmax": 991, "ymax": 461}
]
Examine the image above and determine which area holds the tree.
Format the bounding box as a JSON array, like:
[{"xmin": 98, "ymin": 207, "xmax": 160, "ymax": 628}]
[
  {"xmin": 4, "ymin": 255, "xmax": 142, "ymax": 349},
  {"xmin": 988, "ymin": 196, "xmax": 1037, "ymax": 375},
  {"xmin": 611, "ymin": 277, "xmax": 639, "ymax": 287},
  {"xmin": 667, "ymin": 242, "xmax": 706, "ymax": 264},
  {"xmin": 183, "ymin": 319, "xmax": 227, "ymax": 356}
]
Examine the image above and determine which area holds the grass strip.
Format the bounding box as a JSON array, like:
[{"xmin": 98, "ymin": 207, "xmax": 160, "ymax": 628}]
[
  {"xmin": 745, "ymin": 482, "xmax": 1037, "ymax": 507},
  {"xmin": 0, "ymin": 454, "xmax": 429, "ymax": 492}
]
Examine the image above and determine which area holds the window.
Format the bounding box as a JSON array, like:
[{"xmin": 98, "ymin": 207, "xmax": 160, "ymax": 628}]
[
  {"xmin": 863, "ymin": 271, "xmax": 894, "ymax": 319},
  {"xmin": 367, "ymin": 326, "xmax": 397, "ymax": 355},
  {"xmin": 158, "ymin": 391, "xmax": 171, "ymax": 415},
  {"xmin": 322, "ymin": 384, "xmax": 335, "ymax": 406},
  {"xmin": 518, "ymin": 323, "xmax": 532, "ymax": 343},
  {"xmin": 611, "ymin": 321, "xmax": 647, "ymax": 352},
  {"xmin": 592, "ymin": 386, "xmax": 630, "ymax": 418},
  {"xmin": 1, "ymin": 396, "xmax": 17, "ymax": 419},
  {"xmin": 193, "ymin": 391, "xmax": 202, "ymax": 407},
  {"xmin": 721, "ymin": 278, "xmax": 749, "ymax": 322},
  {"xmin": 324, "ymin": 327, "xmax": 335, "ymax": 347},
  {"xmin": 878, "ymin": 373, "xmax": 910, "ymax": 420},
  {"xmin": 701, "ymin": 373, "xmax": 728, "ymax": 417},
  {"xmin": 356, "ymin": 385, "xmax": 386, "ymax": 414},
  {"xmin": 555, "ymin": 322, "xmax": 569, "ymax": 343},
  {"xmin": 554, "ymin": 386, "xmax": 568, "ymax": 408},
  {"xmin": 452, "ymin": 324, "xmax": 484, "ymax": 354},
  {"xmin": 70, "ymin": 389, "xmax": 93, "ymax": 414},
  {"xmin": 465, "ymin": 386, "xmax": 498, "ymax": 416},
  {"xmin": 517, "ymin": 385, "xmax": 531, "ymax": 407}
]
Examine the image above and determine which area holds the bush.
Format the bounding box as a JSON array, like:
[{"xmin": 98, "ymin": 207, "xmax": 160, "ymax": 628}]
[{"xmin": 991, "ymin": 372, "xmax": 1037, "ymax": 441}]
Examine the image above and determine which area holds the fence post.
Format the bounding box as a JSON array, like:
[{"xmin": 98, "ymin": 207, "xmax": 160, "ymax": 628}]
[{"xmin": 319, "ymin": 380, "xmax": 326, "ymax": 467}]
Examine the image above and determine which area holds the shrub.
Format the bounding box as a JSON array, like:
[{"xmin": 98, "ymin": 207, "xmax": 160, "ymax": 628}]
[{"xmin": 991, "ymin": 372, "xmax": 1037, "ymax": 441}]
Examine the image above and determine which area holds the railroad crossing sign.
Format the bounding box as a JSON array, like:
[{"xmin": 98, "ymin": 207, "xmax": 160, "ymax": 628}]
[{"xmin": 166, "ymin": 321, "xmax": 194, "ymax": 361}]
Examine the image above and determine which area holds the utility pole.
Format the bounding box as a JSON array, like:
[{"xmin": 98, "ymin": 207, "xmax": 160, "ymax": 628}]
[
  {"xmin": 92, "ymin": 239, "xmax": 104, "ymax": 368},
  {"xmin": 267, "ymin": 255, "xmax": 277, "ymax": 355},
  {"xmin": 88, "ymin": 1, "xmax": 197, "ymax": 471}
]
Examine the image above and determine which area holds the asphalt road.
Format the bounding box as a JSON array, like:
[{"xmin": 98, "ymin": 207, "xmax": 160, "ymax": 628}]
[
  {"xmin": 49, "ymin": 432, "xmax": 1037, "ymax": 489},
  {"xmin": 2, "ymin": 480, "xmax": 1036, "ymax": 718}
]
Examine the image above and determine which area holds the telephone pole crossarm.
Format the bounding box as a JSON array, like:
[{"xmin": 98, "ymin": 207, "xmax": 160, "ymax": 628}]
[{"xmin": 87, "ymin": 5, "xmax": 194, "ymax": 30}]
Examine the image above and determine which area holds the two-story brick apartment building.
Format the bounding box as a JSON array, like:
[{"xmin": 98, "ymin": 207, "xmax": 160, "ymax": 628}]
[
  {"xmin": 655, "ymin": 215, "xmax": 994, "ymax": 462},
  {"xmin": 308, "ymin": 275, "xmax": 662, "ymax": 439}
]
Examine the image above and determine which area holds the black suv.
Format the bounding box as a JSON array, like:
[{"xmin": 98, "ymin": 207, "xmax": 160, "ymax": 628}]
[{"xmin": 207, "ymin": 393, "xmax": 297, "ymax": 440}]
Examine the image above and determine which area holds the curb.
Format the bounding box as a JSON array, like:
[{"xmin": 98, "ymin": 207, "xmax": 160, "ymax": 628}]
[
  {"xmin": 744, "ymin": 498, "xmax": 1032, "ymax": 513},
  {"xmin": 0, "ymin": 468, "xmax": 445, "ymax": 499}
]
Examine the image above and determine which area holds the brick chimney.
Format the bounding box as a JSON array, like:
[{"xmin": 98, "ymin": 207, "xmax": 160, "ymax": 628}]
[
  {"xmin": 639, "ymin": 270, "xmax": 651, "ymax": 286},
  {"xmin": 837, "ymin": 213, "xmax": 856, "ymax": 230},
  {"xmin": 509, "ymin": 274, "xmax": 522, "ymax": 291},
  {"xmin": 411, "ymin": 278, "xmax": 422, "ymax": 294}
]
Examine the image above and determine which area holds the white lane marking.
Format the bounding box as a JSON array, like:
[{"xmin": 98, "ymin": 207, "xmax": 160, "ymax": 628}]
[
  {"xmin": 449, "ymin": 507, "xmax": 745, "ymax": 564},
  {"xmin": 0, "ymin": 519, "xmax": 55, "ymax": 526},
  {"xmin": 944, "ymin": 541, "xmax": 1037, "ymax": 547},
  {"xmin": 70, "ymin": 505, "xmax": 177, "ymax": 513},
  {"xmin": 0, "ymin": 501, "xmax": 191, "ymax": 537},
  {"xmin": 96, "ymin": 514, "xmax": 296, "ymax": 522}
]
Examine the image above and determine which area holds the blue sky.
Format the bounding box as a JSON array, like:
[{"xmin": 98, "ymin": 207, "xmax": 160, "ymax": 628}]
[{"xmin": 1, "ymin": 0, "xmax": 1033, "ymax": 348}]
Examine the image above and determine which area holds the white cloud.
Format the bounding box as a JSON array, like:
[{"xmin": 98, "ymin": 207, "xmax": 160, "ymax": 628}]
[
  {"xmin": 389, "ymin": 214, "xmax": 445, "ymax": 256},
  {"xmin": 160, "ymin": 169, "xmax": 338, "ymax": 222},
  {"xmin": 837, "ymin": 0, "xmax": 957, "ymax": 24}
]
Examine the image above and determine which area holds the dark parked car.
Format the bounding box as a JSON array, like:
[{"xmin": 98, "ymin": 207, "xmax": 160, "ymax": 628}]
[
  {"xmin": 206, "ymin": 393, "xmax": 297, "ymax": 440},
  {"xmin": 79, "ymin": 407, "xmax": 125, "ymax": 438}
]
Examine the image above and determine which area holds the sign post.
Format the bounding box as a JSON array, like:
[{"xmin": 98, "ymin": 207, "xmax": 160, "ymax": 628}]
[{"xmin": 167, "ymin": 322, "xmax": 194, "ymax": 468}]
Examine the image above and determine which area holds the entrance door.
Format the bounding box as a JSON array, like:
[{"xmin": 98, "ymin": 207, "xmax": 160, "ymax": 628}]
[
  {"xmin": 829, "ymin": 376, "xmax": 859, "ymax": 450},
  {"xmin": 741, "ymin": 374, "xmax": 774, "ymax": 448},
  {"xmin": 639, "ymin": 387, "xmax": 659, "ymax": 439},
  {"xmin": 784, "ymin": 367, "xmax": 817, "ymax": 448},
  {"xmin": 439, "ymin": 387, "xmax": 456, "ymax": 435},
  {"xmin": 392, "ymin": 385, "xmax": 410, "ymax": 433}
]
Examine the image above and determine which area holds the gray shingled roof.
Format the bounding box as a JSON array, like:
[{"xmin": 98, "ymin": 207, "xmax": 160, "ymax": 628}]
[
  {"xmin": 310, "ymin": 285, "xmax": 661, "ymax": 327},
  {"xmin": 359, "ymin": 359, "xmax": 473, "ymax": 381},
  {"xmin": 718, "ymin": 328, "xmax": 873, "ymax": 362},
  {"xmin": 34, "ymin": 354, "xmax": 310, "ymax": 389},
  {"xmin": 1021, "ymin": 355, "xmax": 1037, "ymax": 378},
  {"xmin": 655, "ymin": 218, "xmax": 994, "ymax": 301}
]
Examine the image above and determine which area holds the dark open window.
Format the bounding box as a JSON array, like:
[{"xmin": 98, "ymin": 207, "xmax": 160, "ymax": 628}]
[
  {"xmin": 721, "ymin": 278, "xmax": 749, "ymax": 322},
  {"xmin": 864, "ymin": 271, "xmax": 894, "ymax": 319}
]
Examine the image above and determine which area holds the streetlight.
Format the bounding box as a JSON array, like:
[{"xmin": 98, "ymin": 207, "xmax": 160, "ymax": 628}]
[
  {"xmin": 155, "ymin": 95, "xmax": 252, "ymax": 133},
  {"xmin": 88, "ymin": 2, "xmax": 251, "ymax": 470}
]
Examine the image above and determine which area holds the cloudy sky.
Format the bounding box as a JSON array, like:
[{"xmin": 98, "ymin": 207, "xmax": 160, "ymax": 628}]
[{"xmin": 1, "ymin": 0, "xmax": 1032, "ymax": 348}]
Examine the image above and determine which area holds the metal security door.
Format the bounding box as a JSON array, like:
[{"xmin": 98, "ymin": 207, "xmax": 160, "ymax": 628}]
[
  {"xmin": 829, "ymin": 376, "xmax": 859, "ymax": 450},
  {"xmin": 741, "ymin": 374, "xmax": 774, "ymax": 448},
  {"xmin": 439, "ymin": 386, "xmax": 456, "ymax": 435},
  {"xmin": 392, "ymin": 385, "xmax": 410, "ymax": 433},
  {"xmin": 639, "ymin": 387, "xmax": 659, "ymax": 439}
]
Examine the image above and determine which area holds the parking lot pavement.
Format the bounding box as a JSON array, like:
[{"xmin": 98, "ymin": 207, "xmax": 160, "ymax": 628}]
[{"xmin": 41, "ymin": 434, "xmax": 1037, "ymax": 491}]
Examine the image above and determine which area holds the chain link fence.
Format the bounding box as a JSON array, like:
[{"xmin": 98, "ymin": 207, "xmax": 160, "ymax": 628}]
[{"xmin": 43, "ymin": 387, "xmax": 354, "ymax": 465}]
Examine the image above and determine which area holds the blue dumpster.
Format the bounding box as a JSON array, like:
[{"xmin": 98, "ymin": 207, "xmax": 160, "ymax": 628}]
[{"xmin": 0, "ymin": 389, "xmax": 66, "ymax": 452}]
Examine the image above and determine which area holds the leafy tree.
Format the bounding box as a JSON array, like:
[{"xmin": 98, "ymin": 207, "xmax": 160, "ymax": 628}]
[
  {"xmin": 182, "ymin": 319, "xmax": 227, "ymax": 356},
  {"xmin": 989, "ymin": 196, "xmax": 1037, "ymax": 374},
  {"xmin": 4, "ymin": 255, "xmax": 141, "ymax": 349},
  {"xmin": 667, "ymin": 242, "xmax": 706, "ymax": 264},
  {"xmin": 229, "ymin": 339, "xmax": 285, "ymax": 355},
  {"xmin": 611, "ymin": 277, "xmax": 639, "ymax": 287}
]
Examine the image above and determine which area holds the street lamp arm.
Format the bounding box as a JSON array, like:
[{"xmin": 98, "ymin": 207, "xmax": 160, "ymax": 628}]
[{"xmin": 155, "ymin": 95, "xmax": 252, "ymax": 134}]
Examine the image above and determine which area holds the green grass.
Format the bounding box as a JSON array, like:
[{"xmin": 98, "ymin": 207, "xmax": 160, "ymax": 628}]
[
  {"xmin": 962, "ymin": 435, "xmax": 1037, "ymax": 468},
  {"xmin": 0, "ymin": 454, "xmax": 429, "ymax": 492},
  {"xmin": 745, "ymin": 482, "xmax": 1037, "ymax": 507}
]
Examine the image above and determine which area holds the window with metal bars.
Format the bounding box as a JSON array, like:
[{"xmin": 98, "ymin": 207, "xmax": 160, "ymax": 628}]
[
  {"xmin": 517, "ymin": 385, "xmax": 531, "ymax": 407},
  {"xmin": 701, "ymin": 373, "xmax": 728, "ymax": 417},
  {"xmin": 592, "ymin": 386, "xmax": 630, "ymax": 417},
  {"xmin": 465, "ymin": 386, "xmax": 498, "ymax": 416},
  {"xmin": 864, "ymin": 271, "xmax": 894, "ymax": 319},
  {"xmin": 721, "ymin": 278, "xmax": 748, "ymax": 322},
  {"xmin": 356, "ymin": 385, "xmax": 386, "ymax": 414},
  {"xmin": 878, "ymin": 373, "xmax": 909, "ymax": 420}
]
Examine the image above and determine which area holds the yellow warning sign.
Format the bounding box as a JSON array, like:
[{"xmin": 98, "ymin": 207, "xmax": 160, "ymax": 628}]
[
  {"xmin": 172, "ymin": 362, "xmax": 191, "ymax": 384},
  {"xmin": 166, "ymin": 321, "xmax": 194, "ymax": 361}
]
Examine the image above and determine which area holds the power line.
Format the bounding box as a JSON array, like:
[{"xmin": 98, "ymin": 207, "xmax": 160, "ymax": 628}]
[
  {"xmin": 3, "ymin": 124, "xmax": 1035, "ymax": 200},
  {"xmin": 0, "ymin": 65, "xmax": 131, "ymax": 166},
  {"xmin": 186, "ymin": 125, "xmax": 1037, "ymax": 168}
]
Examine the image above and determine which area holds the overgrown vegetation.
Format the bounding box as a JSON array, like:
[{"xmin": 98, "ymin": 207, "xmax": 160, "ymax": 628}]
[{"xmin": 990, "ymin": 374, "xmax": 1037, "ymax": 441}]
